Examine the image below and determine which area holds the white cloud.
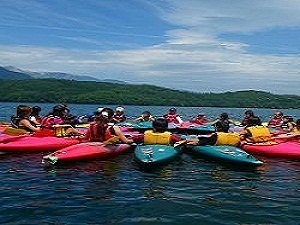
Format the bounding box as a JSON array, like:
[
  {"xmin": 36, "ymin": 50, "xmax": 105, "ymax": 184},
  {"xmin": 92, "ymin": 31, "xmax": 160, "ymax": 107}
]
[{"xmin": 0, "ymin": 0, "xmax": 300, "ymax": 95}]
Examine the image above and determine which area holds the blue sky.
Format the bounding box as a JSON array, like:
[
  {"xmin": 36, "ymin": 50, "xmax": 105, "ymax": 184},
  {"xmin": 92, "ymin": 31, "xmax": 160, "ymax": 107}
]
[{"xmin": 0, "ymin": 0, "xmax": 299, "ymax": 95}]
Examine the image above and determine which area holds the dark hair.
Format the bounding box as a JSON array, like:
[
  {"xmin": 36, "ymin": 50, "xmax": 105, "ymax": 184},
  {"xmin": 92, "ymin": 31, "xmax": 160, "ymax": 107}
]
[
  {"xmin": 142, "ymin": 111, "xmax": 151, "ymax": 116},
  {"xmin": 53, "ymin": 104, "xmax": 69, "ymax": 112},
  {"xmin": 17, "ymin": 105, "xmax": 32, "ymax": 118},
  {"xmin": 220, "ymin": 112, "xmax": 229, "ymax": 120},
  {"xmin": 31, "ymin": 106, "xmax": 41, "ymax": 116},
  {"xmin": 169, "ymin": 107, "xmax": 176, "ymax": 112},
  {"xmin": 152, "ymin": 118, "xmax": 168, "ymax": 132},
  {"xmin": 283, "ymin": 115, "xmax": 294, "ymax": 122},
  {"xmin": 245, "ymin": 110, "xmax": 254, "ymax": 117}
]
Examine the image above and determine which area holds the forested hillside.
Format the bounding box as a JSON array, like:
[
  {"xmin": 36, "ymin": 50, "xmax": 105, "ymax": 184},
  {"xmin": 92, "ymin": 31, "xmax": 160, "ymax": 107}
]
[{"xmin": 0, "ymin": 79, "xmax": 299, "ymax": 108}]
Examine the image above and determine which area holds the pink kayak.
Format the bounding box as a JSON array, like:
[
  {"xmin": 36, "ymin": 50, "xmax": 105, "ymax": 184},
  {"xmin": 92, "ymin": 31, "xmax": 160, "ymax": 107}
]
[
  {"xmin": 42, "ymin": 142, "xmax": 132, "ymax": 164},
  {"xmin": 0, "ymin": 136, "xmax": 80, "ymax": 153},
  {"xmin": 241, "ymin": 141, "xmax": 300, "ymax": 160}
]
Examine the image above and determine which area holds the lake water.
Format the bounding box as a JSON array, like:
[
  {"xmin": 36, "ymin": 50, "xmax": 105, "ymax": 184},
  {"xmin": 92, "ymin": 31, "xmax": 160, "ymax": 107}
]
[{"xmin": 0, "ymin": 102, "xmax": 299, "ymax": 224}]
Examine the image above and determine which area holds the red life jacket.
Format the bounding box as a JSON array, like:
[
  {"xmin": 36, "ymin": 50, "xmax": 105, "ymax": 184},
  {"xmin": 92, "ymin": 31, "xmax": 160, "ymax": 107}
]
[
  {"xmin": 88, "ymin": 123, "xmax": 115, "ymax": 142},
  {"xmin": 268, "ymin": 118, "xmax": 282, "ymax": 126},
  {"xmin": 164, "ymin": 114, "xmax": 180, "ymax": 123}
]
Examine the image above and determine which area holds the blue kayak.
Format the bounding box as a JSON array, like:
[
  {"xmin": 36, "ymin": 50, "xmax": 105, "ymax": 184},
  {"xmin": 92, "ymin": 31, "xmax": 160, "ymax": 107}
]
[
  {"xmin": 190, "ymin": 145, "xmax": 263, "ymax": 166},
  {"xmin": 134, "ymin": 144, "xmax": 182, "ymax": 166}
]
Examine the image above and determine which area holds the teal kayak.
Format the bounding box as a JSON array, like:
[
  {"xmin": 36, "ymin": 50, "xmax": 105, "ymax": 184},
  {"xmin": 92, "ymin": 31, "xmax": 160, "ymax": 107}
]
[
  {"xmin": 176, "ymin": 122, "xmax": 215, "ymax": 135},
  {"xmin": 134, "ymin": 144, "xmax": 182, "ymax": 166},
  {"xmin": 117, "ymin": 121, "xmax": 153, "ymax": 131},
  {"xmin": 190, "ymin": 145, "xmax": 263, "ymax": 166}
]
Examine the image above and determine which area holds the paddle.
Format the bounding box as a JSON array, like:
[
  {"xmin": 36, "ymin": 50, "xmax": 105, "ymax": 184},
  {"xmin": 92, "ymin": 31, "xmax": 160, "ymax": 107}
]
[{"xmin": 174, "ymin": 140, "xmax": 188, "ymax": 148}]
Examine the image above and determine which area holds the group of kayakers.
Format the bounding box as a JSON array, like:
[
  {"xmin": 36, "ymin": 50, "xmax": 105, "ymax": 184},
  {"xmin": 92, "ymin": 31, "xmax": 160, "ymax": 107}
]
[{"xmin": 7, "ymin": 104, "xmax": 300, "ymax": 148}]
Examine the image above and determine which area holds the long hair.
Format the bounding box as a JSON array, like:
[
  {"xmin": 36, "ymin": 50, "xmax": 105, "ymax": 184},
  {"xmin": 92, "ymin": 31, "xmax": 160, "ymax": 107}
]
[{"xmin": 17, "ymin": 105, "xmax": 32, "ymax": 118}]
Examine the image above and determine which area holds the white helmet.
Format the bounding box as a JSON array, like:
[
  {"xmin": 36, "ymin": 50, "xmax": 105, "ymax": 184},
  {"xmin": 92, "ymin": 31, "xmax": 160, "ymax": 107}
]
[{"xmin": 116, "ymin": 106, "xmax": 124, "ymax": 112}]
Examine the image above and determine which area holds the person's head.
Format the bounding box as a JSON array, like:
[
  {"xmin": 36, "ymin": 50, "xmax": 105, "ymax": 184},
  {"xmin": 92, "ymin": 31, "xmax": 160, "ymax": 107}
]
[
  {"xmin": 152, "ymin": 118, "xmax": 168, "ymax": 132},
  {"xmin": 197, "ymin": 113, "xmax": 205, "ymax": 118},
  {"xmin": 115, "ymin": 106, "xmax": 124, "ymax": 115},
  {"xmin": 17, "ymin": 105, "xmax": 32, "ymax": 118},
  {"xmin": 273, "ymin": 111, "xmax": 283, "ymax": 118},
  {"xmin": 52, "ymin": 104, "xmax": 69, "ymax": 117},
  {"xmin": 245, "ymin": 110, "xmax": 254, "ymax": 118},
  {"xmin": 282, "ymin": 115, "xmax": 291, "ymax": 123},
  {"xmin": 95, "ymin": 107, "xmax": 114, "ymax": 124},
  {"xmin": 284, "ymin": 115, "xmax": 293, "ymax": 122},
  {"xmin": 31, "ymin": 106, "xmax": 41, "ymax": 116},
  {"xmin": 220, "ymin": 112, "xmax": 229, "ymax": 120},
  {"xmin": 168, "ymin": 107, "xmax": 176, "ymax": 115},
  {"xmin": 296, "ymin": 119, "xmax": 300, "ymax": 127},
  {"xmin": 142, "ymin": 111, "xmax": 151, "ymax": 118}
]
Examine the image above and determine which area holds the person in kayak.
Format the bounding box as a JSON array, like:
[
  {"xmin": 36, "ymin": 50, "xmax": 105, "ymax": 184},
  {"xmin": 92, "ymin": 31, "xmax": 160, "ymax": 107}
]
[
  {"xmin": 208, "ymin": 112, "xmax": 237, "ymax": 133},
  {"xmin": 29, "ymin": 105, "xmax": 42, "ymax": 125},
  {"xmin": 279, "ymin": 115, "xmax": 295, "ymax": 132},
  {"xmin": 113, "ymin": 106, "xmax": 126, "ymax": 123},
  {"xmin": 293, "ymin": 119, "xmax": 300, "ymax": 132},
  {"xmin": 163, "ymin": 108, "xmax": 183, "ymax": 124},
  {"xmin": 11, "ymin": 105, "xmax": 40, "ymax": 133},
  {"xmin": 138, "ymin": 117, "xmax": 182, "ymax": 145},
  {"xmin": 85, "ymin": 107, "xmax": 133, "ymax": 144},
  {"xmin": 241, "ymin": 110, "xmax": 262, "ymax": 127},
  {"xmin": 38, "ymin": 104, "xmax": 84, "ymax": 136},
  {"xmin": 190, "ymin": 113, "xmax": 209, "ymax": 125},
  {"xmin": 268, "ymin": 111, "xmax": 283, "ymax": 127},
  {"xmin": 135, "ymin": 111, "xmax": 155, "ymax": 122}
]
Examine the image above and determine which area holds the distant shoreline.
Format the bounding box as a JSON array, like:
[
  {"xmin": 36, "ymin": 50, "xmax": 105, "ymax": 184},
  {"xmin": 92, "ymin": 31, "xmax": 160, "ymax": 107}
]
[{"xmin": 0, "ymin": 79, "xmax": 299, "ymax": 109}]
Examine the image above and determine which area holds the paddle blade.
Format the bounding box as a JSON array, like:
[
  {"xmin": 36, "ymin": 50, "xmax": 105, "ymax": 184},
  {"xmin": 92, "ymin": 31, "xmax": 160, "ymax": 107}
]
[{"xmin": 174, "ymin": 140, "xmax": 187, "ymax": 148}]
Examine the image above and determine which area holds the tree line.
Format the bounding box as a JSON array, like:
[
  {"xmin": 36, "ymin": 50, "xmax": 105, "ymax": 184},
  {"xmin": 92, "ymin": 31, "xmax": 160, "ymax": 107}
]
[{"xmin": 0, "ymin": 79, "xmax": 299, "ymax": 109}]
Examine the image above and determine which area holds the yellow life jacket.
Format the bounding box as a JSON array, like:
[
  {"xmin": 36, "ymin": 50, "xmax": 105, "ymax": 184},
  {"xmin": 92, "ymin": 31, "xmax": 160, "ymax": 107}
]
[
  {"xmin": 216, "ymin": 132, "xmax": 240, "ymax": 146},
  {"xmin": 144, "ymin": 130, "xmax": 171, "ymax": 145},
  {"xmin": 246, "ymin": 126, "xmax": 272, "ymax": 143},
  {"xmin": 53, "ymin": 124, "xmax": 72, "ymax": 137}
]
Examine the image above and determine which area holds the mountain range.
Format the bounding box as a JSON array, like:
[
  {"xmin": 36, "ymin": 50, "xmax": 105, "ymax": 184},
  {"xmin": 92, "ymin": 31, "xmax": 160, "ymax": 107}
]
[{"xmin": 0, "ymin": 66, "xmax": 126, "ymax": 84}]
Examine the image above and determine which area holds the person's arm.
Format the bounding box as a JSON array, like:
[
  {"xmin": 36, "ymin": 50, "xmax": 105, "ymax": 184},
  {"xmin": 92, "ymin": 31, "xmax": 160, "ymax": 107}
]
[
  {"xmin": 113, "ymin": 125, "xmax": 134, "ymax": 144},
  {"xmin": 133, "ymin": 116, "xmax": 142, "ymax": 122},
  {"xmin": 229, "ymin": 119, "xmax": 242, "ymax": 126},
  {"xmin": 204, "ymin": 119, "xmax": 218, "ymax": 125},
  {"xmin": 30, "ymin": 116, "xmax": 40, "ymax": 126},
  {"xmin": 19, "ymin": 119, "xmax": 40, "ymax": 132},
  {"xmin": 149, "ymin": 115, "xmax": 155, "ymax": 121},
  {"xmin": 176, "ymin": 116, "xmax": 183, "ymax": 124}
]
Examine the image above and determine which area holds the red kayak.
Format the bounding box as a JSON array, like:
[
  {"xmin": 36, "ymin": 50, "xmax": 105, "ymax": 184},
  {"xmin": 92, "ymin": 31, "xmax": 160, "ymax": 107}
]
[
  {"xmin": 241, "ymin": 141, "xmax": 300, "ymax": 160},
  {"xmin": 0, "ymin": 136, "xmax": 80, "ymax": 153},
  {"xmin": 42, "ymin": 142, "xmax": 132, "ymax": 164}
]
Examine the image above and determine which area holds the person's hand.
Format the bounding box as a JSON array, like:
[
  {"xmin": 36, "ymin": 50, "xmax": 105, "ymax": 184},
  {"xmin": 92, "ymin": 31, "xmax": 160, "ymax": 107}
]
[
  {"xmin": 125, "ymin": 139, "xmax": 134, "ymax": 144},
  {"xmin": 186, "ymin": 140, "xmax": 198, "ymax": 145}
]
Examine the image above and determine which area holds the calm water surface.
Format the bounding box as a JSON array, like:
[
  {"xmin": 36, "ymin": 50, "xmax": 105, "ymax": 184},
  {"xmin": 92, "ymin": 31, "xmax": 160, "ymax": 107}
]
[{"xmin": 0, "ymin": 103, "xmax": 299, "ymax": 224}]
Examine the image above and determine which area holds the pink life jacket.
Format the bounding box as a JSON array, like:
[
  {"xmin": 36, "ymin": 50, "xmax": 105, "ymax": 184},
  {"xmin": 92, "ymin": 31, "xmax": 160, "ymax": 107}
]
[{"xmin": 40, "ymin": 115, "xmax": 64, "ymax": 129}]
